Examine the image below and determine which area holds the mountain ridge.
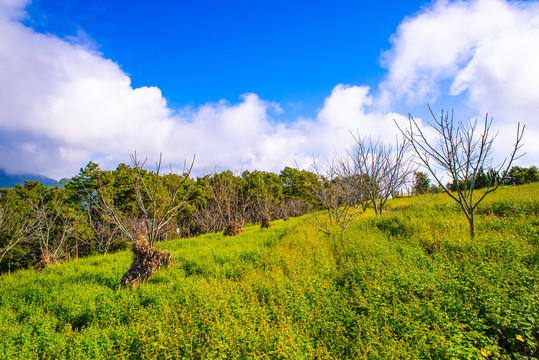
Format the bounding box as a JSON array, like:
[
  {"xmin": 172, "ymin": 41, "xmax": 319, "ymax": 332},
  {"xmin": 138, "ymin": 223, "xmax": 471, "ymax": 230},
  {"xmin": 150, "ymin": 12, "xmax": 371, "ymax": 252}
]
[{"xmin": 0, "ymin": 168, "xmax": 58, "ymax": 188}]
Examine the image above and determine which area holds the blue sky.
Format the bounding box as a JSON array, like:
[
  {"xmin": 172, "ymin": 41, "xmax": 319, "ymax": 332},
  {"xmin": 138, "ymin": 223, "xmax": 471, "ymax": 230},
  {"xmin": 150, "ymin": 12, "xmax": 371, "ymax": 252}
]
[
  {"xmin": 23, "ymin": 0, "xmax": 425, "ymax": 115},
  {"xmin": 0, "ymin": 0, "xmax": 538, "ymax": 179}
]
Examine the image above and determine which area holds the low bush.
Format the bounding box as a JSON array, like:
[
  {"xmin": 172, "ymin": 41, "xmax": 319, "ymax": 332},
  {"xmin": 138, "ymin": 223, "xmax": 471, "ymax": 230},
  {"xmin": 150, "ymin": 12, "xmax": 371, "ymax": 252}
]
[{"xmin": 373, "ymin": 215, "xmax": 413, "ymax": 238}]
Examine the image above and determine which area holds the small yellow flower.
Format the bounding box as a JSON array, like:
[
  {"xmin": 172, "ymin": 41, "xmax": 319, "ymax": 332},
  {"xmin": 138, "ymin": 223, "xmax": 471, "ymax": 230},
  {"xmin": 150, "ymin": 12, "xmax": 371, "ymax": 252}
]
[
  {"xmin": 481, "ymin": 348, "xmax": 488, "ymax": 357},
  {"xmin": 516, "ymin": 335, "xmax": 525, "ymax": 342}
]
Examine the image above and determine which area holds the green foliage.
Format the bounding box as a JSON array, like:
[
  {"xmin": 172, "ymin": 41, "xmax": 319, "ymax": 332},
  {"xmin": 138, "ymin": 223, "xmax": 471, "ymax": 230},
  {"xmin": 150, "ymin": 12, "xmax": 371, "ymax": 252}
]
[
  {"xmin": 413, "ymin": 171, "xmax": 430, "ymax": 194},
  {"xmin": 373, "ymin": 214, "xmax": 413, "ymax": 238},
  {"xmin": 279, "ymin": 166, "xmax": 316, "ymax": 202},
  {"xmin": 504, "ymin": 166, "xmax": 539, "ymax": 186},
  {"xmin": 1, "ymin": 184, "xmax": 538, "ymax": 359},
  {"xmin": 1, "ymin": 162, "xmax": 320, "ymax": 273},
  {"xmin": 448, "ymin": 167, "xmax": 499, "ymax": 192}
]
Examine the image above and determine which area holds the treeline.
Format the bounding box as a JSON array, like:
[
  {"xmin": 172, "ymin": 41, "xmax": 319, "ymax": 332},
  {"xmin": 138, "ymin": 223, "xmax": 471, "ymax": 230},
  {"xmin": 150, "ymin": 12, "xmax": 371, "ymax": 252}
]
[
  {"xmin": 1, "ymin": 160, "xmax": 537, "ymax": 274},
  {"xmin": 413, "ymin": 166, "xmax": 539, "ymax": 194},
  {"xmin": 0, "ymin": 162, "xmax": 318, "ymax": 273}
]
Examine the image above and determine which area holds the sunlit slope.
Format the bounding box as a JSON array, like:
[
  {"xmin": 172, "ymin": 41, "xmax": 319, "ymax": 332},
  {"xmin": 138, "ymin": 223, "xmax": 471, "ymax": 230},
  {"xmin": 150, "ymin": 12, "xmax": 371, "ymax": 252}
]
[{"xmin": 1, "ymin": 184, "xmax": 538, "ymax": 359}]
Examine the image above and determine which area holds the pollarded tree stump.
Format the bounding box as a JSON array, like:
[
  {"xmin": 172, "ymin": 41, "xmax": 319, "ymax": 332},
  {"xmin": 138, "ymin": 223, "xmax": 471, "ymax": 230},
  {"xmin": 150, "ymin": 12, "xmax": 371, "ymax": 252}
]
[
  {"xmin": 261, "ymin": 216, "xmax": 271, "ymax": 229},
  {"xmin": 223, "ymin": 221, "xmax": 244, "ymax": 236},
  {"xmin": 120, "ymin": 234, "xmax": 173, "ymax": 287},
  {"xmin": 34, "ymin": 252, "xmax": 59, "ymax": 271}
]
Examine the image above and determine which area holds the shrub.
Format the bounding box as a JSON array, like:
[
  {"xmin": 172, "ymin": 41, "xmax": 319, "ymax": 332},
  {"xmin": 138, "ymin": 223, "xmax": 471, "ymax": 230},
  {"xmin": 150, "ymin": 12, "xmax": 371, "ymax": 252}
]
[
  {"xmin": 223, "ymin": 221, "xmax": 244, "ymax": 236},
  {"xmin": 374, "ymin": 215, "xmax": 412, "ymax": 238}
]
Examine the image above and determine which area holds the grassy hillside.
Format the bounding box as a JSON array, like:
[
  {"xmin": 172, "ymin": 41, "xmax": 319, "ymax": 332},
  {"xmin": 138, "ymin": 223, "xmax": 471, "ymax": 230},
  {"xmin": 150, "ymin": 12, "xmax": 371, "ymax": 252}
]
[{"xmin": 0, "ymin": 184, "xmax": 538, "ymax": 359}]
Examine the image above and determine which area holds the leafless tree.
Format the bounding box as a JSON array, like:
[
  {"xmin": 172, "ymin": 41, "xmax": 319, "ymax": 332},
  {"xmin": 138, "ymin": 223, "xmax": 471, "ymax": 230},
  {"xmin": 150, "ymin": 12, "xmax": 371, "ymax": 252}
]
[
  {"xmin": 245, "ymin": 186, "xmax": 276, "ymax": 224},
  {"xmin": 191, "ymin": 205, "xmax": 223, "ymax": 234},
  {"xmin": 334, "ymin": 153, "xmax": 372, "ymax": 213},
  {"xmin": 84, "ymin": 208, "xmax": 121, "ymax": 254},
  {"xmin": 349, "ymin": 132, "xmax": 414, "ymax": 215},
  {"xmin": 31, "ymin": 192, "xmax": 78, "ymax": 269},
  {"xmin": 0, "ymin": 192, "xmax": 34, "ymax": 264},
  {"xmin": 91, "ymin": 172, "xmax": 135, "ymax": 243},
  {"xmin": 86, "ymin": 152, "xmax": 195, "ymax": 286},
  {"xmin": 130, "ymin": 152, "xmax": 195, "ymax": 246},
  {"xmin": 204, "ymin": 172, "xmax": 241, "ymax": 227},
  {"xmin": 90, "ymin": 153, "xmax": 195, "ymax": 246},
  {"xmin": 302, "ymin": 157, "xmax": 366, "ymax": 239},
  {"xmin": 397, "ymin": 106, "xmax": 525, "ymax": 237},
  {"xmin": 196, "ymin": 170, "xmax": 254, "ymax": 235},
  {"xmin": 281, "ymin": 198, "xmax": 309, "ymax": 218},
  {"xmin": 302, "ymin": 131, "xmax": 412, "ymax": 238},
  {"xmin": 241, "ymin": 171, "xmax": 283, "ymax": 225}
]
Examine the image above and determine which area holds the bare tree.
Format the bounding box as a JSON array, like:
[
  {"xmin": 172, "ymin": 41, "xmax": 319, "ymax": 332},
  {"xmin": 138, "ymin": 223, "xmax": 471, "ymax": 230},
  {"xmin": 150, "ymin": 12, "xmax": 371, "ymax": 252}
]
[
  {"xmin": 191, "ymin": 205, "xmax": 223, "ymax": 234},
  {"xmin": 91, "ymin": 172, "xmax": 135, "ymax": 243},
  {"xmin": 281, "ymin": 198, "xmax": 309, "ymax": 219},
  {"xmin": 302, "ymin": 131, "xmax": 412, "ymax": 238},
  {"xmin": 130, "ymin": 153, "xmax": 195, "ymax": 246},
  {"xmin": 204, "ymin": 172, "xmax": 241, "ymax": 228},
  {"xmin": 333, "ymin": 153, "xmax": 371, "ymax": 213},
  {"xmin": 68, "ymin": 162, "xmax": 129, "ymax": 255},
  {"xmin": 0, "ymin": 191, "xmax": 34, "ymax": 265},
  {"xmin": 30, "ymin": 189, "xmax": 78, "ymax": 269},
  {"xmin": 397, "ymin": 106, "xmax": 525, "ymax": 237},
  {"xmin": 84, "ymin": 208, "xmax": 121, "ymax": 254},
  {"xmin": 302, "ymin": 157, "xmax": 365, "ymax": 239},
  {"xmin": 241, "ymin": 170, "xmax": 283, "ymax": 227},
  {"xmin": 89, "ymin": 153, "xmax": 195, "ymax": 244},
  {"xmin": 349, "ymin": 132, "xmax": 414, "ymax": 214},
  {"xmin": 196, "ymin": 170, "xmax": 254, "ymax": 236},
  {"xmin": 86, "ymin": 153, "xmax": 195, "ymax": 286}
]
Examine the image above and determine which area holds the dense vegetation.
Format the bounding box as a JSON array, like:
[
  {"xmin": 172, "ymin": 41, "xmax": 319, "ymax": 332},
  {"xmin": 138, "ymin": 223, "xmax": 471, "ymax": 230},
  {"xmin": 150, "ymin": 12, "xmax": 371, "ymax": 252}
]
[
  {"xmin": 2, "ymin": 161, "xmax": 537, "ymax": 275},
  {"xmin": 0, "ymin": 182, "xmax": 538, "ymax": 359},
  {"xmin": 0, "ymin": 164, "xmax": 319, "ymax": 273}
]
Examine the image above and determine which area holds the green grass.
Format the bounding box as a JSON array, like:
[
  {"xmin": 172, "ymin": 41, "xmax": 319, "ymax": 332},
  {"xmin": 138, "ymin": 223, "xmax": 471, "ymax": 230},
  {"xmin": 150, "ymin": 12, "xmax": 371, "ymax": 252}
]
[{"xmin": 1, "ymin": 184, "xmax": 538, "ymax": 359}]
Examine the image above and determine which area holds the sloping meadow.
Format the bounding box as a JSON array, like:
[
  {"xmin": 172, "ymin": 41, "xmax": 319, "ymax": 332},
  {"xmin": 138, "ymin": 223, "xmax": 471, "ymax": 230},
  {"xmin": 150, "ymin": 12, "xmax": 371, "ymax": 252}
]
[{"xmin": 0, "ymin": 184, "xmax": 538, "ymax": 359}]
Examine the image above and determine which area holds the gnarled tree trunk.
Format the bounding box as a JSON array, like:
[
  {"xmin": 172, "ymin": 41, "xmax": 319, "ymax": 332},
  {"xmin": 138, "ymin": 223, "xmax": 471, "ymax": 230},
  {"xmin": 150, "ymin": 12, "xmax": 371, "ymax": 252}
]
[{"xmin": 120, "ymin": 234, "xmax": 173, "ymax": 287}]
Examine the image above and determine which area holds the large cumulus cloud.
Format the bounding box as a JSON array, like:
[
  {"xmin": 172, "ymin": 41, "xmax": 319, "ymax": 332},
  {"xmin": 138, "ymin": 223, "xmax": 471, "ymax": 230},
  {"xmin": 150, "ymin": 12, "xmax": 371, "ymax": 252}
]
[
  {"xmin": 0, "ymin": 0, "xmax": 399, "ymax": 178},
  {"xmin": 380, "ymin": 0, "xmax": 539, "ymax": 162},
  {"xmin": 0, "ymin": 0, "xmax": 537, "ymax": 179}
]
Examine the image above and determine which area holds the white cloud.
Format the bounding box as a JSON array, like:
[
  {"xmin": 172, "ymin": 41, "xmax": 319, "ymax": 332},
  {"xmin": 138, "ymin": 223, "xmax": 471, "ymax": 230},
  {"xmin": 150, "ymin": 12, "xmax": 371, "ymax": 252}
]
[
  {"xmin": 2, "ymin": 0, "xmax": 536, "ymax": 180},
  {"xmin": 306, "ymin": 84, "xmax": 405, "ymax": 157},
  {"xmin": 451, "ymin": 14, "xmax": 539, "ymax": 119},
  {"xmin": 0, "ymin": 0, "xmax": 29, "ymax": 21},
  {"xmin": 0, "ymin": 0, "xmax": 407, "ymax": 179},
  {"xmin": 166, "ymin": 85, "xmax": 403, "ymax": 175},
  {"xmin": 380, "ymin": 0, "xmax": 539, "ymax": 165},
  {"xmin": 0, "ymin": 0, "xmax": 178, "ymax": 177}
]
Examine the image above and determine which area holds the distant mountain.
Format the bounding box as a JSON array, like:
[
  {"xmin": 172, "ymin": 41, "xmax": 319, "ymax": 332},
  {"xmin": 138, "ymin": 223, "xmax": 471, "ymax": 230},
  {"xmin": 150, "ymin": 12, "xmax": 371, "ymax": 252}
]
[{"xmin": 0, "ymin": 169, "xmax": 58, "ymax": 188}]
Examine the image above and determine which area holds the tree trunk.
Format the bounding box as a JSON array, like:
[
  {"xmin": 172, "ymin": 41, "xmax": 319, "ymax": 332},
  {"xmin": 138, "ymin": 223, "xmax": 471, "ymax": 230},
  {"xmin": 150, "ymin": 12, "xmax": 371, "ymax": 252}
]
[
  {"xmin": 469, "ymin": 212, "xmax": 475, "ymax": 238},
  {"xmin": 120, "ymin": 234, "xmax": 173, "ymax": 287}
]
